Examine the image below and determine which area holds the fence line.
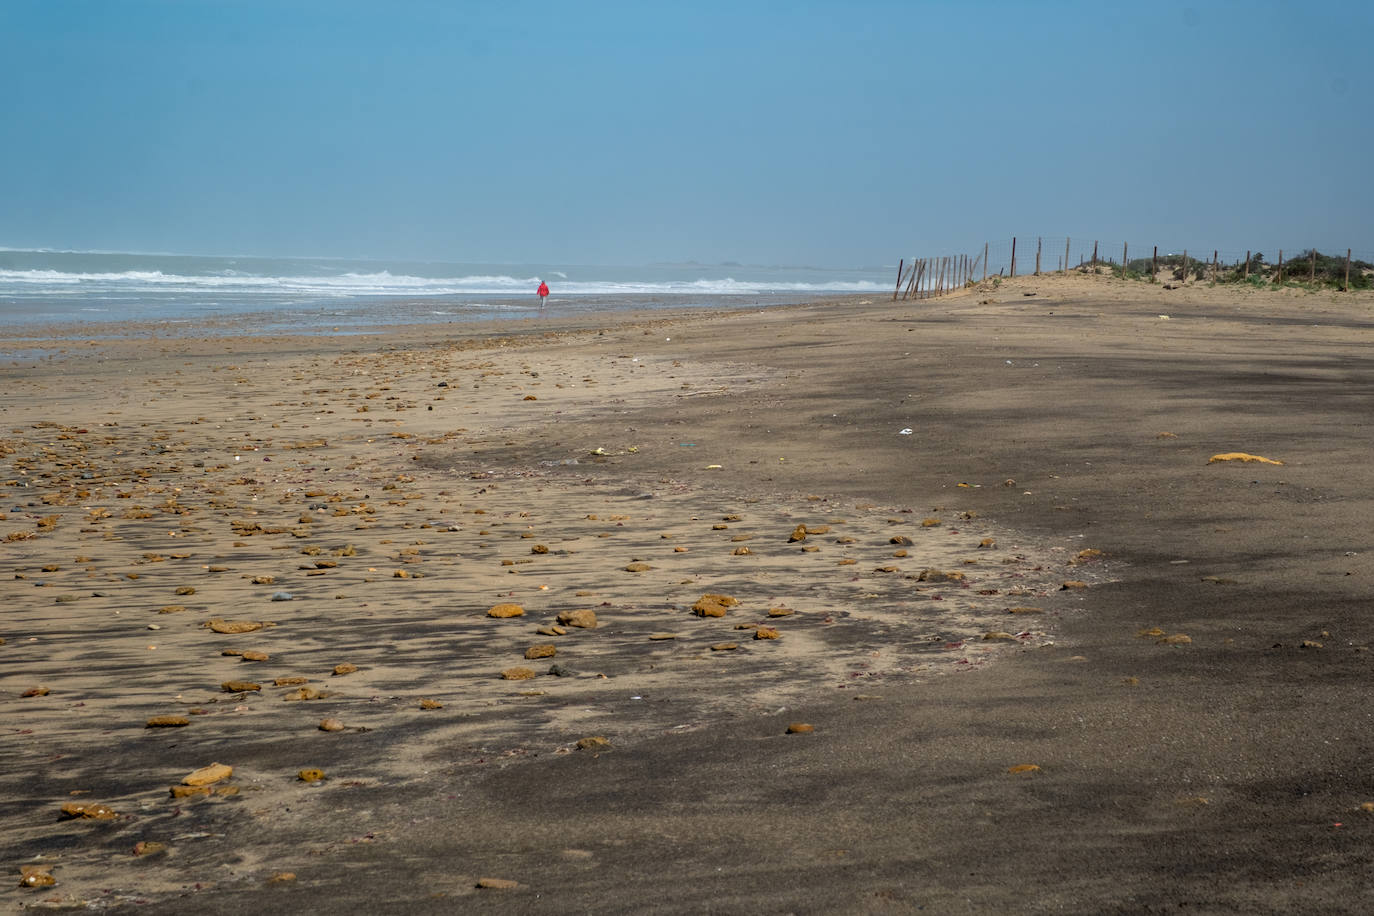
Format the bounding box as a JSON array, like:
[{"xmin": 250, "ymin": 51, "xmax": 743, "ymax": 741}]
[{"xmin": 894, "ymin": 236, "xmax": 1373, "ymax": 300}]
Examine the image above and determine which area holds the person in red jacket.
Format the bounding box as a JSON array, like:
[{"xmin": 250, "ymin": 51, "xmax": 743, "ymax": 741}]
[{"xmin": 536, "ymin": 280, "xmax": 549, "ymax": 305}]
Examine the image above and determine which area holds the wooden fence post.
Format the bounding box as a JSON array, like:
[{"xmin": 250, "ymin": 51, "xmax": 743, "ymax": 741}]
[
  {"xmin": 1091, "ymin": 241, "xmax": 1098, "ymax": 269},
  {"xmin": 1122, "ymin": 242, "xmax": 1129, "ymax": 278},
  {"xmin": 1064, "ymin": 237, "xmax": 1071, "ymax": 275},
  {"xmin": 1182, "ymin": 250, "xmax": 1188, "ymax": 283},
  {"xmin": 893, "ymin": 259, "xmax": 904, "ymax": 301},
  {"xmin": 1244, "ymin": 250, "xmax": 1250, "ymax": 279},
  {"xmin": 1153, "ymin": 245, "xmax": 1158, "ymax": 280},
  {"xmin": 1278, "ymin": 249, "xmax": 1283, "ymax": 283},
  {"xmin": 1212, "ymin": 250, "xmax": 1218, "ymax": 283},
  {"xmin": 1345, "ymin": 248, "xmax": 1352, "ymax": 291},
  {"xmin": 983, "ymin": 242, "xmax": 988, "ymax": 283},
  {"xmin": 1310, "ymin": 249, "xmax": 1317, "ymax": 283},
  {"xmin": 1010, "ymin": 237, "xmax": 1017, "ymax": 278},
  {"xmin": 1035, "ymin": 237, "xmax": 1042, "ymax": 276}
]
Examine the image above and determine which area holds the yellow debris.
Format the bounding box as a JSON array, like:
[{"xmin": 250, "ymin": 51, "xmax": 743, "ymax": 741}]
[{"xmin": 1208, "ymin": 453, "xmax": 1283, "ymax": 466}]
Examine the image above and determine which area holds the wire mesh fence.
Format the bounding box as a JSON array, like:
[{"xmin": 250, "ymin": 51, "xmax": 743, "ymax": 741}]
[{"xmin": 893, "ymin": 237, "xmax": 1374, "ymax": 300}]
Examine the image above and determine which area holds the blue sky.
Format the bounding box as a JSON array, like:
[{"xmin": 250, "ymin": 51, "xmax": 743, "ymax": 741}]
[{"xmin": 2, "ymin": 0, "xmax": 1369, "ymax": 267}]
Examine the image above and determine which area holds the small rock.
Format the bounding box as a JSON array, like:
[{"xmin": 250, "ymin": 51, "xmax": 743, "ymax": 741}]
[
  {"xmin": 221, "ymin": 680, "xmax": 261, "ymax": 692},
  {"xmin": 624, "ymin": 561, "xmax": 653, "ymax": 572},
  {"xmin": 786, "ymin": 723, "xmax": 814, "ymax": 734},
  {"xmin": 270, "ymin": 592, "xmax": 294, "ymax": 602},
  {"xmin": 146, "ymin": 715, "xmax": 190, "ymax": 728},
  {"xmin": 19, "ymin": 865, "xmax": 56, "ymax": 888},
  {"xmin": 182, "ymin": 763, "xmax": 233, "ymax": 786},
  {"xmin": 241, "ymin": 650, "xmax": 270, "ymax": 662},
  {"xmin": 132, "ymin": 841, "xmax": 167, "ymax": 856},
  {"xmin": 536, "ymin": 625, "xmax": 567, "ymax": 636},
  {"xmin": 1157, "ymin": 634, "xmax": 1192, "ymax": 646},
  {"xmin": 207, "ymin": 618, "xmax": 266, "ymax": 634},
  {"xmin": 487, "ymin": 603, "xmax": 525, "ymax": 618},
  {"xmin": 576, "ymin": 736, "xmax": 611, "ymax": 750},
  {"xmin": 21, "ymin": 687, "xmax": 49, "ymax": 698},
  {"xmin": 1007, "ymin": 764, "xmax": 1041, "ymax": 774},
  {"xmin": 710, "ymin": 643, "xmax": 739, "ymax": 651},
  {"xmin": 525, "ymin": 644, "xmax": 557, "ymax": 659},
  {"xmin": 557, "ymin": 609, "xmax": 597, "ymax": 628},
  {"xmin": 318, "ymin": 718, "xmax": 346, "ymax": 732},
  {"xmin": 297, "ymin": 768, "xmax": 326, "ymax": 782},
  {"xmin": 501, "ymin": 667, "xmax": 538, "ymax": 680},
  {"xmin": 419, "ymin": 698, "xmax": 444, "ymax": 710},
  {"xmin": 477, "ymin": 877, "xmax": 520, "ymax": 889},
  {"xmin": 788, "ymin": 525, "xmax": 807, "ymax": 543},
  {"xmin": 982, "ymin": 631, "xmax": 1016, "ymax": 641},
  {"xmin": 1060, "ymin": 580, "xmax": 1088, "ymax": 590},
  {"xmin": 332, "ymin": 663, "xmax": 358, "ymax": 676},
  {"xmin": 754, "ymin": 626, "xmax": 781, "ymax": 640},
  {"xmin": 767, "ymin": 607, "xmax": 795, "ymax": 618},
  {"xmin": 60, "ymin": 801, "xmax": 118, "ymax": 820}
]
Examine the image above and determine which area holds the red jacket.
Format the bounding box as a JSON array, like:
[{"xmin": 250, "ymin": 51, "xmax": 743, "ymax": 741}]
[{"xmin": 537, "ymin": 282, "xmax": 549, "ymax": 297}]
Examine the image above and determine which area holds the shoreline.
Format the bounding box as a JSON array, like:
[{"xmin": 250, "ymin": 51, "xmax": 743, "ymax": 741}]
[{"xmin": 4, "ymin": 274, "xmax": 1374, "ymax": 911}]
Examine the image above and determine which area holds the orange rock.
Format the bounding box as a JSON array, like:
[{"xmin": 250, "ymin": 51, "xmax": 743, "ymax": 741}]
[
  {"xmin": 557, "ymin": 609, "xmax": 597, "ymax": 628},
  {"xmin": 332, "ymin": 663, "xmax": 358, "ymax": 676},
  {"xmin": 788, "ymin": 525, "xmax": 807, "ymax": 542},
  {"xmin": 60, "ymin": 801, "xmax": 117, "ymax": 820},
  {"xmin": 221, "ymin": 681, "xmax": 261, "ymax": 692},
  {"xmin": 419, "ymin": 698, "xmax": 444, "ymax": 710},
  {"xmin": 298, "ymin": 768, "xmax": 326, "ymax": 782},
  {"xmin": 786, "ymin": 723, "xmax": 814, "ymax": 734},
  {"xmin": 501, "ymin": 667, "xmax": 538, "ymax": 680},
  {"xmin": 487, "ymin": 603, "xmax": 525, "ymax": 618},
  {"xmin": 206, "ymin": 618, "xmax": 265, "ymax": 634},
  {"xmin": 182, "ymin": 762, "xmax": 233, "ymax": 786},
  {"xmin": 754, "ymin": 627, "xmax": 781, "ymax": 640},
  {"xmin": 576, "ymin": 736, "xmax": 610, "ymax": 750},
  {"xmin": 146, "ymin": 715, "xmax": 190, "ymax": 728},
  {"xmin": 1007, "ymin": 764, "xmax": 1041, "ymax": 774},
  {"xmin": 525, "ymin": 644, "xmax": 557, "ymax": 659}
]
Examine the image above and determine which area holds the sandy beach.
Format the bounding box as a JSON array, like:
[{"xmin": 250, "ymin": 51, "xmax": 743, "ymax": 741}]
[{"xmin": 4, "ymin": 273, "xmax": 1374, "ymax": 913}]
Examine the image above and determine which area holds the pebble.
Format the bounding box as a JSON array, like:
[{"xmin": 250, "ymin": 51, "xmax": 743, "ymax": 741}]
[
  {"xmin": 319, "ymin": 718, "xmax": 346, "ymax": 732},
  {"xmin": 182, "ymin": 762, "xmax": 233, "ymax": 786},
  {"xmin": 786, "ymin": 723, "xmax": 814, "ymax": 734},
  {"xmin": 525, "ymin": 644, "xmax": 557, "ymax": 659},
  {"xmin": 576, "ymin": 736, "xmax": 610, "ymax": 750},
  {"xmin": 488, "ymin": 603, "xmax": 525, "ymax": 618},
  {"xmin": 146, "ymin": 715, "xmax": 190, "ymax": 728},
  {"xmin": 477, "ymin": 877, "xmax": 520, "ymax": 889},
  {"xmin": 557, "ymin": 609, "xmax": 597, "ymax": 628},
  {"xmin": 501, "ymin": 667, "xmax": 538, "ymax": 680}
]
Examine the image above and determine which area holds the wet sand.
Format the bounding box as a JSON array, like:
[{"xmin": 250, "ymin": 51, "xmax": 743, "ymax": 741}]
[{"xmin": 3, "ymin": 273, "xmax": 1374, "ymax": 913}]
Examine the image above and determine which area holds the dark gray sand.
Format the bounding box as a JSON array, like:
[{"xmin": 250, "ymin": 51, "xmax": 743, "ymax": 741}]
[{"xmin": 3, "ymin": 273, "xmax": 1373, "ymax": 913}]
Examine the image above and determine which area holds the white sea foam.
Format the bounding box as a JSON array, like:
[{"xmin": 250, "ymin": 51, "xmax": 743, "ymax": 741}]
[{"xmin": 0, "ymin": 268, "xmax": 882, "ymax": 297}]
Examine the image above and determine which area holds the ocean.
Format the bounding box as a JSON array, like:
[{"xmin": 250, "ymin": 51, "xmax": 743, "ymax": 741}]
[{"xmin": 0, "ymin": 249, "xmax": 887, "ymax": 336}]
